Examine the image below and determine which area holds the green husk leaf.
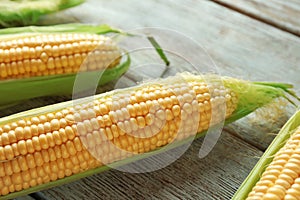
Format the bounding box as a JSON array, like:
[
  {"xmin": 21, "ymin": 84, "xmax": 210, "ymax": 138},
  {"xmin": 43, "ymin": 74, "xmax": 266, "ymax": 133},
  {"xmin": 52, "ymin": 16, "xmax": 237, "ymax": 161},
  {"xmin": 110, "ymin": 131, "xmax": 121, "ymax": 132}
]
[
  {"xmin": 223, "ymin": 79, "xmax": 296, "ymax": 123},
  {"xmin": 232, "ymin": 109, "xmax": 300, "ymax": 200},
  {"xmin": 0, "ymin": 53, "xmax": 130, "ymax": 109},
  {"xmin": 0, "ymin": 73, "xmax": 297, "ymax": 199},
  {"xmin": 147, "ymin": 36, "xmax": 170, "ymax": 66},
  {"xmin": 0, "ymin": 23, "xmax": 121, "ymax": 36},
  {"xmin": 0, "ymin": 0, "xmax": 85, "ymax": 27}
]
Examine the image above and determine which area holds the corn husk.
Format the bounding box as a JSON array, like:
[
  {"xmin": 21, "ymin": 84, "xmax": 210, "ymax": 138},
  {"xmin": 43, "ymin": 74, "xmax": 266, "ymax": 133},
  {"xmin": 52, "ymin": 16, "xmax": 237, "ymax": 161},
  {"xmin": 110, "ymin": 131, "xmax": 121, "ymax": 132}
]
[
  {"xmin": 0, "ymin": 73, "xmax": 297, "ymax": 199},
  {"xmin": 0, "ymin": 0, "xmax": 85, "ymax": 27},
  {"xmin": 232, "ymin": 109, "xmax": 300, "ymax": 200}
]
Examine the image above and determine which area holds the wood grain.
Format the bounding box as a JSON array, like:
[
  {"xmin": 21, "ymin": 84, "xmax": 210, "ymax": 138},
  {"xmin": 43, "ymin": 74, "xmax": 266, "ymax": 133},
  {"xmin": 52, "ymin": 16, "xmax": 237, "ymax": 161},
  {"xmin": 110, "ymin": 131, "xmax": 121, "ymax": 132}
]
[
  {"xmin": 37, "ymin": 0, "xmax": 300, "ymax": 199},
  {"xmin": 52, "ymin": 0, "xmax": 300, "ymax": 148},
  {"xmin": 212, "ymin": 0, "xmax": 300, "ymax": 36},
  {"xmin": 16, "ymin": 196, "xmax": 34, "ymax": 200},
  {"xmin": 54, "ymin": 0, "xmax": 300, "ymax": 88},
  {"xmin": 1, "ymin": 0, "xmax": 300, "ymax": 199},
  {"xmin": 3, "ymin": 0, "xmax": 299, "ymax": 147}
]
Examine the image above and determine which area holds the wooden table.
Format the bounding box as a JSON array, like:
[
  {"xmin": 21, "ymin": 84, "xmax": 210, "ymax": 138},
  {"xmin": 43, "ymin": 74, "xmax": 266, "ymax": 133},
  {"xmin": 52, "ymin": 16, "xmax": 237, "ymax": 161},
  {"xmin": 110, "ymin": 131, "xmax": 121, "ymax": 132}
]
[{"xmin": 8, "ymin": 0, "xmax": 300, "ymax": 199}]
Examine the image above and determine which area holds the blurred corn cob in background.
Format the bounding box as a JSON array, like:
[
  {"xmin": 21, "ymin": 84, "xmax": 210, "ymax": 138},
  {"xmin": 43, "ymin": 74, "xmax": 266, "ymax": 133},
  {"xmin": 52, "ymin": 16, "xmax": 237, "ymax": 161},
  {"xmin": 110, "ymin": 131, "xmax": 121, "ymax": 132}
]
[
  {"xmin": 0, "ymin": 23, "xmax": 130, "ymax": 109},
  {"xmin": 0, "ymin": 72, "xmax": 297, "ymax": 199},
  {"xmin": 0, "ymin": 31, "xmax": 121, "ymax": 80},
  {"xmin": 0, "ymin": 0, "xmax": 85, "ymax": 27}
]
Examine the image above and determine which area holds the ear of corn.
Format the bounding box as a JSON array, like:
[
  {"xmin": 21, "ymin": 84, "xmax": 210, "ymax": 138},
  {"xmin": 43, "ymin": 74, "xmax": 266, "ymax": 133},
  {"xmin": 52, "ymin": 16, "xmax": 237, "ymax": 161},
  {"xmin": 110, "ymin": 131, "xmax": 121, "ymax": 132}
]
[
  {"xmin": 0, "ymin": 23, "xmax": 130, "ymax": 109},
  {"xmin": 233, "ymin": 110, "xmax": 300, "ymax": 200},
  {"xmin": 0, "ymin": 0, "xmax": 85, "ymax": 27},
  {"xmin": 0, "ymin": 72, "xmax": 296, "ymax": 199}
]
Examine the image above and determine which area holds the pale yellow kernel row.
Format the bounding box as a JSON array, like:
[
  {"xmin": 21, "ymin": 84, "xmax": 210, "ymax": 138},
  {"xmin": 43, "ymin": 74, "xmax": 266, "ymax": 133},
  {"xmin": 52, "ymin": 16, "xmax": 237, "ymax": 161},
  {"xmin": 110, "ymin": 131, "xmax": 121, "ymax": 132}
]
[
  {"xmin": 0, "ymin": 80, "xmax": 238, "ymax": 196},
  {"xmin": 0, "ymin": 33, "xmax": 121, "ymax": 80},
  {"xmin": 247, "ymin": 127, "xmax": 300, "ymax": 200},
  {"xmin": 0, "ymin": 34, "xmax": 110, "ymax": 49}
]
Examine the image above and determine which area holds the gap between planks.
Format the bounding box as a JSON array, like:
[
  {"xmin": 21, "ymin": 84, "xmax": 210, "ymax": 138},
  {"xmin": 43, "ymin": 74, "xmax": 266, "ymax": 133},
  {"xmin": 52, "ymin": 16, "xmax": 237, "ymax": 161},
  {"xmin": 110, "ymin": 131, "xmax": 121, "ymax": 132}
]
[
  {"xmin": 210, "ymin": 0, "xmax": 300, "ymax": 38},
  {"xmin": 224, "ymin": 126, "xmax": 265, "ymax": 152}
]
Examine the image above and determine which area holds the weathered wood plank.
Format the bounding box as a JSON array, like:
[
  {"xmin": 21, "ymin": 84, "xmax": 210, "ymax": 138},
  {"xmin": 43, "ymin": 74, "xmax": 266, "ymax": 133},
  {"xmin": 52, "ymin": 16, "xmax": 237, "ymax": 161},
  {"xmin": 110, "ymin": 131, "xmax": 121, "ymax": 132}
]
[
  {"xmin": 58, "ymin": 0, "xmax": 300, "ymax": 147},
  {"xmin": 15, "ymin": 196, "xmax": 34, "ymax": 200},
  {"xmin": 54, "ymin": 0, "xmax": 300, "ymax": 88},
  {"xmin": 36, "ymin": 1, "xmax": 300, "ymax": 198},
  {"xmin": 225, "ymin": 104, "xmax": 293, "ymax": 151},
  {"xmin": 212, "ymin": 0, "xmax": 300, "ymax": 36},
  {"xmin": 0, "ymin": 0, "xmax": 299, "ymax": 199},
  {"xmin": 40, "ymin": 132, "xmax": 261, "ymax": 200}
]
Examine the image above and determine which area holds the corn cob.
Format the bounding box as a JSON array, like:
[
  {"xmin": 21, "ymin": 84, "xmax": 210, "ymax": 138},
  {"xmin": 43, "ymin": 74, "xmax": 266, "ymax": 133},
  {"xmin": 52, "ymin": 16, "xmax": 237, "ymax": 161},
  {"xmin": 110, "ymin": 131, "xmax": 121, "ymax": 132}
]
[
  {"xmin": 233, "ymin": 110, "xmax": 300, "ymax": 200},
  {"xmin": 0, "ymin": 33, "xmax": 121, "ymax": 80},
  {"xmin": 0, "ymin": 73, "xmax": 296, "ymax": 199},
  {"xmin": 0, "ymin": 0, "xmax": 85, "ymax": 27},
  {"xmin": 0, "ymin": 24, "xmax": 130, "ymax": 108}
]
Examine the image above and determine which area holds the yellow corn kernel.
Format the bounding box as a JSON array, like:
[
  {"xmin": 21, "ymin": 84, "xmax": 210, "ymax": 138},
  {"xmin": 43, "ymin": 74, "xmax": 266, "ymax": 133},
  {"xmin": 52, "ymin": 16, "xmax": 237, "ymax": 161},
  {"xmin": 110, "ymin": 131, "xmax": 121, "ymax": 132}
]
[
  {"xmin": 246, "ymin": 126, "xmax": 300, "ymax": 200},
  {"xmin": 0, "ymin": 33, "xmax": 121, "ymax": 80},
  {"xmin": 0, "ymin": 74, "xmax": 240, "ymax": 196}
]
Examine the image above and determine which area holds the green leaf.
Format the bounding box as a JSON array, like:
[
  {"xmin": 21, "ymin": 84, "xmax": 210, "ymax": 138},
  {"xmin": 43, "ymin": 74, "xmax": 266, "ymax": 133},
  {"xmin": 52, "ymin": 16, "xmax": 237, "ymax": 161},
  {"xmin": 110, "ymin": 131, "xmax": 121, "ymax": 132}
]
[
  {"xmin": 224, "ymin": 80, "xmax": 294, "ymax": 124},
  {"xmin": 0, "ymin": 0, "xmax": 85, "ymax": 27},
  {"xmin": 147, "ymin": 36, "xmax": 170, "ymax": 66},
  {"xmin": 0, "ymin": 54, "xmax": 131, "ymax": 109},
  {"xmin": 0, "ymin": 23, "xmax": 121, "ymax": 36}
]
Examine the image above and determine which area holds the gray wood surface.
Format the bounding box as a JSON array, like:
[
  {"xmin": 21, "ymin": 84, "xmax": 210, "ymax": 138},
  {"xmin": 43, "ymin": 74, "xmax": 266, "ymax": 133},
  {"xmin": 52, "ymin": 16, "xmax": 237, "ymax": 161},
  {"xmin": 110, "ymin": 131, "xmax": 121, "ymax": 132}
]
[
  {"xmin": 2, "ymin": 0, "xmax": 299, "ymax": 199},
  {"xmin": 62, "ymin": 0, "xmax": 300, "ymax": 148},
  {"xmin": 212, "ymin": 0, "xmax": 300, "ymax": 36}
]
